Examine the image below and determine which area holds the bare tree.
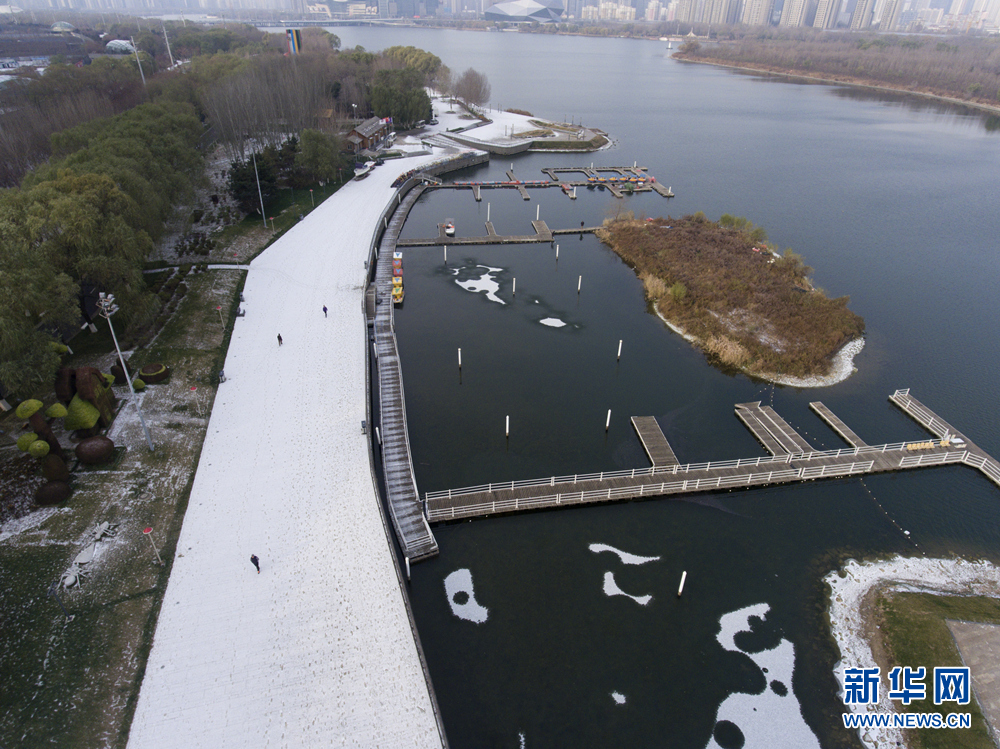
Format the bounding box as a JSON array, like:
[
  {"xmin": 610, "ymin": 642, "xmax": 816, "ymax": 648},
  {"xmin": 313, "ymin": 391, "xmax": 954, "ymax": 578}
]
[{"xmin": 454, "ymin": 68, "xmax": 491, "ymax": 108}]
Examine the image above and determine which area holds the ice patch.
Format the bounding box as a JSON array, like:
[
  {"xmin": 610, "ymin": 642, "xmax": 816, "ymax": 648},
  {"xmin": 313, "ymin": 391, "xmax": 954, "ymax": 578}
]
[
  {"xmin": 539, "ymin": 317, "xmax": 567, "ymax": 328},
  {"xmin": 589, "ymin": 543, "xmax": 660, "ymax": 565},
  {"xmin": 611, "ymin": 691, "xmax": 627, "ymax": 705},
  {"xmin": 705, "ymin": 604, "xmax": 819, "ymax": 749},
  {"xmin": 444, "ymin": 568, "xmax": 489, "ymax": 623},
  {"xmin": 452, "ymin": 265, "xmax": 505, "ymax": 305},
  {"xmin": 602, "ymin": 572, "xmax": 652, "ymax": 606}
]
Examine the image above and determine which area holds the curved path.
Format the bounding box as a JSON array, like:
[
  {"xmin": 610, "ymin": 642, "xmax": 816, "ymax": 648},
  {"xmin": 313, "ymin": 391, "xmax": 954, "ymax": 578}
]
[{"xmin": 127, "ymin": 157, "xmax": 449, "ymax": 749}]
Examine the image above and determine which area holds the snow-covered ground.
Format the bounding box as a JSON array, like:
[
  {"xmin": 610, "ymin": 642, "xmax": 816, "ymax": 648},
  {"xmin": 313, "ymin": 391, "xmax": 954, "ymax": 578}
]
[{"xmin": 127, "ymin": 154, "xmax": 449, "ymax": 748}]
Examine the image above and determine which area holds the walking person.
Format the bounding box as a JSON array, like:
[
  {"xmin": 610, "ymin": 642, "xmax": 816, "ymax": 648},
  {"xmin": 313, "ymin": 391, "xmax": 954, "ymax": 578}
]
[
  {"xmin": 277, "ymin": 334, "xmax": 283, "ymax": 346},
  {"xmin": 322, "ymin": 305, "xmax": 327, "ymax": 317},
  {"xmin": 250, "ymin": 554, "xmax": 260, "ymax": 573}
]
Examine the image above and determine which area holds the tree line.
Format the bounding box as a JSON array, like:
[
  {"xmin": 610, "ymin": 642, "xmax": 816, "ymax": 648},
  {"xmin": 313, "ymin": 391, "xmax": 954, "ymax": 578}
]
[
  {"xmin": 0, "ymin": 24, "xmax": 475, "ymax": 398},
  {"xmin": 675, "ymin": 30, "xmax": 1000, "ymax": 107},
  {"xmin": 0, "ymin": 102, "xmax": 204, "ymax": 397}
]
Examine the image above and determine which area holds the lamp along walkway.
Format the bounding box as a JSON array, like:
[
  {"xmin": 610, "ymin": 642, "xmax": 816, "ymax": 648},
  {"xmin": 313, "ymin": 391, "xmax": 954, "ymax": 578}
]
[{"xmin": 424, "ymin": 391, "xmax": 1000, "ymax": 522}]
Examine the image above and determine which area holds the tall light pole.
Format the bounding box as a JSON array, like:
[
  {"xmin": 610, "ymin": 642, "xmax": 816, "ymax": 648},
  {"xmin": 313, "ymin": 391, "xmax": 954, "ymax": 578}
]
[{"xmin": 97, "ymin": 293, "xmax": 155, "ymax": 451}]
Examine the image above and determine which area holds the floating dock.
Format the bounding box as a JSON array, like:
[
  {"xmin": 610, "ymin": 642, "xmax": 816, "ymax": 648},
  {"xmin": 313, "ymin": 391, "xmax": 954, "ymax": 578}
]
[
  {"xmin": 631, "ymin": 416, "xmax": 680, "ymax": 467},
  {"xmin": 809, "ymin": 401, "xmax": 867, "ymax": 448},
  {"xmin": 396, "ymin": 220, "xmax": 553, "ymax": 247},
  {"xmin": 735, "ymin": 402, "xmax": 813, "ymax": 455},
  {"xmin": 423, "ymin": 391, "xmax": 1000, "ymax": 522}
]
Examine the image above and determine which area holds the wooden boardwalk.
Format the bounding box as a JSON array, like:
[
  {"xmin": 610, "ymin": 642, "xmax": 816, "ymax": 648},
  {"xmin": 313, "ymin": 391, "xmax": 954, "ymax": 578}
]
[
  {"xmin": 631, "ymin": 416, "xmax": 679, "ymax": 467},
  {"xmin": 396, "ymin": 220, "xmax": 553, "ymax": 247},
  {"xmin": 810, "ymin": 401, "xmax": 867, "ymax": 448},
  {"xmin": 423, "ymin": 391, "xmax": 1000, "ymax": 522},
  {"xmin": 373, "ymin": 185, "xmax": 438, "ymax": 561},
  {"xmin": 735, "ymin": 402, "xmax": 813, "ymax": 454}
]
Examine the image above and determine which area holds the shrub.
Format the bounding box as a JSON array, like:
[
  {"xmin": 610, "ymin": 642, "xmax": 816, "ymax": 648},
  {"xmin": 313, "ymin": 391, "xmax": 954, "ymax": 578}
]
[
  {"xmin": 29, "ymin": 440, "xmax": 51, "ymax": 458},
  {"xmin": 64, "ymin": 395, "xmax": 101, "ymax": 431},
  {"xmin": 132, "ymin": 378, "xmax": 146, "ymax": 390},
  {"xmin": 17, "ymin": 433, "xmax": 39, "ymax": 451}
]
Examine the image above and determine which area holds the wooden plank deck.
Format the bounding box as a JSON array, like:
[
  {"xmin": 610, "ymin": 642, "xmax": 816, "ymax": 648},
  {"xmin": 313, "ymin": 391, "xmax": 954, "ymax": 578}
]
[
  {"xmin": 423, "ymin": 392, "xmax": 1000, "ymax": 522},
  {"xmin": 631, "ymin": 416, "xmax": 679, "ymax": 467},
  {"xmin": 810, "ymin": 401, "xmax": 867, "ymax": 447},
  {"xmin": 396, "ymin": 221, "xmax": 552, "ymax": 247},
  {"xmin": 373, "ymin": 186, "xmax": 438, "ymax": 561},
  {"xmin": 735, "ymin": 402, "xmax": 813, "ymax": 455}
]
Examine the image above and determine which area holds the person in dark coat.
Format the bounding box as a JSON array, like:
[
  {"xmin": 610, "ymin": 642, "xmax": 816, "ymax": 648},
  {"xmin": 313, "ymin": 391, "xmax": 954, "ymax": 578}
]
[
  {"xmin": 277, "ymin": 334, "xmax": 283, "ymax": 346},
  {"xmin": 322, "ymin": 305, "xmax": 328, "ymax": 317},
  {"xmin": 250, "ymin": 554, "xmax": 260, "ymax": 573}
]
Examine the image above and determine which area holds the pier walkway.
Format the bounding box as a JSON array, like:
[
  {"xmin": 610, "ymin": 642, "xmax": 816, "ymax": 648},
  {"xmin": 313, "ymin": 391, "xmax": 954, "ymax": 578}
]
[
  {"xmin": 735, "ymin": 402, "xmax": 814, "ymax": 454},
  {"xmin": 631, "ymin": 416, "xmax": 679, "ymax": 467},
  {"xmin": 423, "ymin": 391, "xmax": 1000, "ymax": 522},
  {"xmin": 374, "ymin": 184, "xmax": 438, "ymax": 561},
  {"xmin": 396, "ymin": 220, "xmax": 553, "ymax": 247},
  {"xmin": 810, "ymin": 401, "xmax": 867, "ymax": 448}
]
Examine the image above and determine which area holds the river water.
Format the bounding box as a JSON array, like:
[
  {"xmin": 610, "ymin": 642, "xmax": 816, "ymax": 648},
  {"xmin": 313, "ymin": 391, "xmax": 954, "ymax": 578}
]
[{"xmin": 334, "ymin": 27, "xmax": 1000, "ymax": 748}]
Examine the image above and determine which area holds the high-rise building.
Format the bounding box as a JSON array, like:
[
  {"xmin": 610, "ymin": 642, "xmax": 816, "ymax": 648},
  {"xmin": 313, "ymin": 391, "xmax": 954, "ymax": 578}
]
[
  {"xmin": 849, "ymin": 0, "xmax": 876, "ymax": 27},
  {"xmin": 741, "ymin": 0, "xmax": 775, "ymax": 25},
  {"xmin": 877, "ymin": 0, "xmax": 903, "ymax": 28},
  {"xmin": 812, "ymin": 0, "xmax": 842, "ymax": 27},
  {"xmin": 779, "ymin": 0, "xmax": 808, "ymax": 24}
]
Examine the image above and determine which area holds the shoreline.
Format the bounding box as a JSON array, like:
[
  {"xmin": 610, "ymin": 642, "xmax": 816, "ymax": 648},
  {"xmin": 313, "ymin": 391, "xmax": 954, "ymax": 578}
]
[
  {"xmin": 826, "ymin": 556, "xmax": 1000, "ymax": 749},
  {"xmin": 652, "ymin": 302, "xmax": 863, "ymax": 388},
  {"xmin": 673, "ymin": 56, "xmax": 1000, "ymax": 118}
]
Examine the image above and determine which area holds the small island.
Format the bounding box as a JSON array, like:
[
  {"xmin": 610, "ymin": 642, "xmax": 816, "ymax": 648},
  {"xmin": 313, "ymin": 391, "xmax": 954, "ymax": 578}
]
[{"xmin": 597, "ymin": 213, "xmax": 865, "ymax": 383}]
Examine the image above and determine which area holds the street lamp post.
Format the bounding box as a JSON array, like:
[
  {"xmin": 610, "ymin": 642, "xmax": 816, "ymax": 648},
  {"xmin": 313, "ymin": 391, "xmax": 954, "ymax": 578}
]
[
  {"xmin": 310, "ymin": 189, "xmax": 314, "ymax": 207},
  {"xmin": 97, "ymin": 293, "xmax": 155, "ymax": 451},
  {"xmin": 48, "ymin": 581, "xmax": 74, "ymax": 622}
]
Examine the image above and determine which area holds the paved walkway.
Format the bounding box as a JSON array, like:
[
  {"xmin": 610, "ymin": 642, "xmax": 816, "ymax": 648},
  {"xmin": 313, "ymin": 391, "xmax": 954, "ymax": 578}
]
[
  {"xmin": 127, "ymin": 159, "xmax": 447, "ymax": 748},
  {"xmin": 947, "ymin": 620, "xmax": 1000, "ymax": 745}
]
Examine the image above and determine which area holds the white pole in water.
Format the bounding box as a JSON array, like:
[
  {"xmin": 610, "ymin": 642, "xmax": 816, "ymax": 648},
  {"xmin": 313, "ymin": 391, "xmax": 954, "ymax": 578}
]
[
  {"xmin": 506, "ymin": 415, "xmax": 510, "ymax": 438},
  {"xmin": 458, "ymin": 348, "xmax": 462, "ymax": 369},
  {"xmin": 634, "ymin": 160, "xmax": 637, "ymax": 168},
  {"xmin": 617, "ymin": 340, "xmax": 623, "ymax": 360},
  {"xmin": 384, "ymin": 217, "xmax": 388, "ymax": 228},
  {"xmin": 513, "ymin": 278, "xmax": 516, "ymax": 296},
  {"xmin": 677, "ymin": 571, "xmax": 688, "ymax": 597},
  {"xmin": 510, "ymin": 163, "xmax": 513, "ymax": 172},
  {"xmin": 375, "ymin": 427, "xmax": 382, "ymax": 445},
  {"xmin": 605, "ymin": 409, "xmax": 611, "ymax": 431},
  {"xmin": 556, "ymin": 244, "xmax": 559, "ymax": 259},
  {"xmin": 405, "ymin": 556, "xmax": 410, "ymax": 581},
  {"xmin": 444, "ymin": 245, "xmax": 447, "ymax": 262},
  {"xmin": 487, "ymin": 203, "xmax": 490, "ymax": 222},
  {"xmin": 578, "ymin": 275, "xmax": 582, "ymax": 293},
  {"xmin": 536, "ymin": 205, "xmax": 540, "ymax": 221}
]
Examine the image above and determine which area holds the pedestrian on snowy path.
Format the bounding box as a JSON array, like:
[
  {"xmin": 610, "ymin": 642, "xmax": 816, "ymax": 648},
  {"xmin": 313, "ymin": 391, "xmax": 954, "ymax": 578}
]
[
  {"xmin": 322, "ymin": 305, "xmax": 327, "ymax": 317},
  {"xmin": 250, "ymin": 554, "xmax": 260, "ymax": 573},
  {"xmin": 277, "ymin": 334, "xmax": 283, "ymax": 346}
]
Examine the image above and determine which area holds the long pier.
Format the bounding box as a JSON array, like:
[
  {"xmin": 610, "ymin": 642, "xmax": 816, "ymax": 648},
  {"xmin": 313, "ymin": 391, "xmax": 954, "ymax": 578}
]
[
  {"xmin": 373, "ymin": 184, "xmax": 438, "ymax": 561},
  {"xmin": 396, "ymin": 220, "xmax": 553, "ymax": 247},
  {"xmin": 423, "ymin": 391, "xmax": 1000, "ymax": 522}
]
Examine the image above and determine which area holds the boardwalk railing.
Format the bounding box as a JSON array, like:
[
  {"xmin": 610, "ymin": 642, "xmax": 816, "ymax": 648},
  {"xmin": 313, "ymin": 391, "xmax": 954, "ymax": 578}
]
[
  {"xmin": 426, "ymin": 461, "xmax": 874, "ymax": 521},
  {"xmin": 963, "ymin": 453, "xmax": 1000, "ymax": 486},
  {"xmin": 899, "ymin": 451, "xmax": 967, "ymax": 468},
  {"xmin": 890, "ymin": 389, "xmax": 951, "ymax": 437},
  {"xmin": 424, "ymin": 442, "xmax": 947, "ymax": 501}
]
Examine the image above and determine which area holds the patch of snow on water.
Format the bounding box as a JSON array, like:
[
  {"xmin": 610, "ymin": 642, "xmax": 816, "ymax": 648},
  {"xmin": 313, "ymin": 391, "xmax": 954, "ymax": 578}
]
[
  {"xmin": 611, "ymin": 692, "xmax": 627, "ymax": 705},
  {"xmin": 444, "ymin": 568, "xmax": 489, "ymax": 623},
  {"xmin": 705, "ymin": 604, "xmax": 819, "ymax": 749},
  {"xmin": 539, "ymin": 318, "xmax": 567, "ymax": 328},
  {"xmin": 602, "ymin": 572, "xmax": 652, "ymax": 606},
  {"xmin": 589, "ymin": 543, "xmax": 660, "ymax": 565},
  {"xmin": 452, "ymin": 265, "xmax": 505, "ymax": 305}
]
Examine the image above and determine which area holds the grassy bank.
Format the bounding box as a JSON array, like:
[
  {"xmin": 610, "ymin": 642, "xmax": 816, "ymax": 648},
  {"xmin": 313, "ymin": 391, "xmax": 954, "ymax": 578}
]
[
  {"xmin": 597, "ymin": 213, "xmax": 864, "ymax": 378},
  {"xmin": 875, "ymin": 591, "xmax": 1000, "ymax": 749}
]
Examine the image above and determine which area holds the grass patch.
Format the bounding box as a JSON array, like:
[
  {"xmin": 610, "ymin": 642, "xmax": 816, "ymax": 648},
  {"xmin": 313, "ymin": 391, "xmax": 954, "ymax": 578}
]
[{"xmin": 876, "ymin": 591, "xmax": 1000, "ymax": 749}]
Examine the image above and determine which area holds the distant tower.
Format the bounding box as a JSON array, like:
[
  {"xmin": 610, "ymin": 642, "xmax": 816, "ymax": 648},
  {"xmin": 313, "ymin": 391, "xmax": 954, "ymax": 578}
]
[
  {"xmin": 812, "ymin": 0, "xmax": 842, "ymax": 27},
  {"xmin": 779, "ymin": 0, "xmax": 808, "ymax": 24},
  {"xmin": 741, "ymin": 0, "xmax": 775, "ymax": 25},
  {"xmin": 850, "ymin": 0, "xmax": 876, "ymax": 28}
]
